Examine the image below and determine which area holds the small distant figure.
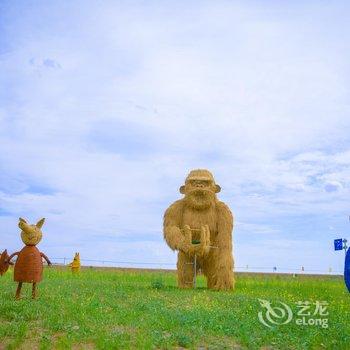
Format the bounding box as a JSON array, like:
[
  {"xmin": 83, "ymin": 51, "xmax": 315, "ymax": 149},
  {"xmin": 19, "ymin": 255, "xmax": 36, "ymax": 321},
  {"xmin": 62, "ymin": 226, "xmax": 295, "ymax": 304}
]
[
  {"xmin": 0, "ymin": 249, "xmax": 13, "ymax": 276},
  {"xmin": 68, "ymin": 252, "xmax": 81, "ymax": 273},
  {"xmin": 8, "ymin": 218, "xmax": 51, "ymax": 300}
]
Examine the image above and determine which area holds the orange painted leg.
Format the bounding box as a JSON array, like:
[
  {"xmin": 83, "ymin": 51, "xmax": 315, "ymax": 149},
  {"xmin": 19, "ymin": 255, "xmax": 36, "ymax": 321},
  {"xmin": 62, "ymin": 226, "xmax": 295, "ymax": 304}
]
[
  {"xmin": 32, "ymin": 283, "xmax": 37, "ymax": 299},
  {"xmin": 15, "ymin": 282, "xmax": 22, "ymax": 300}
]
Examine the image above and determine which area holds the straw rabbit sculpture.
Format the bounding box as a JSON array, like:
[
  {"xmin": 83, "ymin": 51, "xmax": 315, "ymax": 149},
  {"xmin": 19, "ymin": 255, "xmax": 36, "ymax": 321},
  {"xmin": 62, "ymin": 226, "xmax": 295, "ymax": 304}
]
[
  {"xmin": 8, "ymin": 218, "xmax": 51, "ymax": 299},
  {"xmin": 0, "ymin": 249, "xmax": 12, "ymax": 276},
  {"xmin": 68, "ymin": 252, "xmax": 81, "ymax": 273}
]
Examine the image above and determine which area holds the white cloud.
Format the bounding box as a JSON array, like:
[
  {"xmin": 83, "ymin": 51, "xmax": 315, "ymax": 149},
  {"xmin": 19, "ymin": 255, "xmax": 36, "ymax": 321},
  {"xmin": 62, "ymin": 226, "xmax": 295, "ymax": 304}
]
[{"xmin": 0, "ymin": 1, "xmax": 349, "ymax": 272}]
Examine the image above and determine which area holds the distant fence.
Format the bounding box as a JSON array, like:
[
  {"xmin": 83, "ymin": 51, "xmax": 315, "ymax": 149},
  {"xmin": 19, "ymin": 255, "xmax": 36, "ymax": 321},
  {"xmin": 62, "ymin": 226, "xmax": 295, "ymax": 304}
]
[{"xmin": 50, "ymin": 257, "xmax": 343, "ymax": 275}]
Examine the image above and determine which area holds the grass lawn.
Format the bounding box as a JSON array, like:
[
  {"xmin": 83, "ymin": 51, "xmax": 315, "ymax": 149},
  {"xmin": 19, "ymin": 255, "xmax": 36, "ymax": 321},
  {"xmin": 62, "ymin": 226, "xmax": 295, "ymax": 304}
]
[{"xmin": 0, "ymin": 267, "xmax": 349, "ymax": 349}]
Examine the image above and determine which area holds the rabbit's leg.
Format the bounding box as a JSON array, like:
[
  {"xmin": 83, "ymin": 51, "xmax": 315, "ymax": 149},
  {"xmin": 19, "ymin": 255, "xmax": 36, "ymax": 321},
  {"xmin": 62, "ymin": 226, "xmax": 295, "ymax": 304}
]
[{"xmin": 15, "ymin": 282, "xmax": 22, "ymax": 300}]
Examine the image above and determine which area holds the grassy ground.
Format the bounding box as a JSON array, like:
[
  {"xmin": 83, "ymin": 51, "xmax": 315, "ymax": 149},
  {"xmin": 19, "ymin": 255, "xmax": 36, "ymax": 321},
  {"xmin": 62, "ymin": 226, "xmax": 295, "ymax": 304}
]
[{"xmin": 0, "ymin": 267, "xmax": 349, "ymax": 349}]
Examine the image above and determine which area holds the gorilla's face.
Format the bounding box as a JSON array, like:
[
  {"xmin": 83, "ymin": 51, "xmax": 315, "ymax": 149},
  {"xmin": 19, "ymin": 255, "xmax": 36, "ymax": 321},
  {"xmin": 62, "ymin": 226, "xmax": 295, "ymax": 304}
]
[{"xmin": 183, "ymin": 179, "xmax": 217, "ymax": 210}]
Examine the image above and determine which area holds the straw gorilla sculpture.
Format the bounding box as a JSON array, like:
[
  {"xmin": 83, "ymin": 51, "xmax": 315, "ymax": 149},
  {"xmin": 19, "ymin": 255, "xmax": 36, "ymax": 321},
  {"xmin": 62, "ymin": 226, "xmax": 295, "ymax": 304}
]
[{"xmin": 163, "ymin": 169, "xmax": 234, "ymax": 290}]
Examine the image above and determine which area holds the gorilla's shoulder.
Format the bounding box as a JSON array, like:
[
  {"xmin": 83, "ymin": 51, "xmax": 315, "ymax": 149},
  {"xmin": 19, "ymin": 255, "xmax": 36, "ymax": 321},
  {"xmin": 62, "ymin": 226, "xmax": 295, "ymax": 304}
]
[
  {"xmin": 165, "ymin": 199, "xmax": 185, "ymax": 213},
  {"xmin": 216, "ymin": 201, "xmax": 233, "ymax": 217}
]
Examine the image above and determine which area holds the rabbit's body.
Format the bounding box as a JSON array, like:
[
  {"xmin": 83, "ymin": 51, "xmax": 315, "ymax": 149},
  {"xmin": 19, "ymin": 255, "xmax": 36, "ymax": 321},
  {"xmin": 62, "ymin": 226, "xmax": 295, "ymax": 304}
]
[{"xmin": 14, "ymin": 246, "xmax": 43, "ymax": 283}]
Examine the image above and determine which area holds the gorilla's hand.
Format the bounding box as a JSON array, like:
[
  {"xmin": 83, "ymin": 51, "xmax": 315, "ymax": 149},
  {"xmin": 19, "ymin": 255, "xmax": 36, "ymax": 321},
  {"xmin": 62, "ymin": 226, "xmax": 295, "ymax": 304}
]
[
  {"xmin": 196, "ymin": 225, "xmax": 211, "ymax": 256},
  {"xmin": 179, "ymin": 225, "xmax": 193, "ymax": 254},
  {"xmin": 179, "ymin": 225, "xmax": 211, "ymax": 256}
]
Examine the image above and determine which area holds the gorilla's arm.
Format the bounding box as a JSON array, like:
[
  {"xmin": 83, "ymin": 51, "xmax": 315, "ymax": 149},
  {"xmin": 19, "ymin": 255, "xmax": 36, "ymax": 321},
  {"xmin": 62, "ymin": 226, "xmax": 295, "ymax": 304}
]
[
  {"xmin": 215, "ymin": 201, "xmax": 234, "ymax": 289},
  {"xmin": 216, "ymin": 202, "xmax": 233, "ymax": 250},
  {"xmin": 163, "ymin": 200, "xmax": 184, "ymax": 251}
]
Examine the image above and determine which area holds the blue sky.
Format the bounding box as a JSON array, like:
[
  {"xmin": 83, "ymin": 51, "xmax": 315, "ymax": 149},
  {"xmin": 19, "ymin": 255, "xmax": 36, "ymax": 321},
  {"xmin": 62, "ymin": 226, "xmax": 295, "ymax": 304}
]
[{"xmin": 1, "ymin": 1, "xmax": 350, "ymax": 273}]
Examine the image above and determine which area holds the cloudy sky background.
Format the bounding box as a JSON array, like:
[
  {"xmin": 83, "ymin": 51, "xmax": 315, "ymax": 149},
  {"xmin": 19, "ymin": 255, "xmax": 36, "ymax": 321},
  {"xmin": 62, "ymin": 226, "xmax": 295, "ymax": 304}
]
[{"xmin": 1, "ymin": 1, "xmax": 349, "ymax": 273}]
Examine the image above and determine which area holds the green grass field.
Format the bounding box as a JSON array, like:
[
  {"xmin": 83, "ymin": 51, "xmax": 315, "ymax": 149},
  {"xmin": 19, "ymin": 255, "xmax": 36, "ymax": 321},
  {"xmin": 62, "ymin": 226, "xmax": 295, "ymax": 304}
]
[{"xmin": 0, "ymin": 267, "xmax": 349, "ymax": 349}]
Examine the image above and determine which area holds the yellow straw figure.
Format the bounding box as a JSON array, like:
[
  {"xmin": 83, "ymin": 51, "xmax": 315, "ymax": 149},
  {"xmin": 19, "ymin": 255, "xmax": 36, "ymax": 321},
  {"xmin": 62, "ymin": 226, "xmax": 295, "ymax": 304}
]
[{"xmin": 68, "ymin": 252, "xmax": 81, "ymax": 273}]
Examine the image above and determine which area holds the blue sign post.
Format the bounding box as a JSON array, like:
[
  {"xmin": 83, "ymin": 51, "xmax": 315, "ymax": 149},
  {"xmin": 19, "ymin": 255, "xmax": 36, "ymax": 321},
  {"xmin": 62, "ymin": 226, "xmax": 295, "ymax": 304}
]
[
  {"xmin": 345, "ymin": 248, "xmax": 350, "ymax": 293},
  {"xmin": 334, "ymin": 238, "xmax": 349, "ymax": 293}
]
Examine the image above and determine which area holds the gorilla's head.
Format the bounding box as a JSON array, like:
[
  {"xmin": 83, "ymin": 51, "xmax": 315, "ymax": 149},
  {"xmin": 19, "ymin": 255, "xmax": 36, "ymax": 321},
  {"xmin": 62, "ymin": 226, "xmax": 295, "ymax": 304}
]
[{"xmin": 180, "ymin": 169, "xmax": 221, "ymax": 210}]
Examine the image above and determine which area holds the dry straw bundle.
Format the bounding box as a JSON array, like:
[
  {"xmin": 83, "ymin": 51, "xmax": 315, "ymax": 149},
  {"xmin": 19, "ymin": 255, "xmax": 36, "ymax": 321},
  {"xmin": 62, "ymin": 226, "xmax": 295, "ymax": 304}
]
[
  {"xmin": 163, "ymin": 169, "xmax": 234, "ymax": 290},
  {"xmin": 0, "ymin": 249, "xmax": 12, "ymax": 276},
  {"xmin": 68, "ymin": 252, "xmax": 81, "ymax": 273}
]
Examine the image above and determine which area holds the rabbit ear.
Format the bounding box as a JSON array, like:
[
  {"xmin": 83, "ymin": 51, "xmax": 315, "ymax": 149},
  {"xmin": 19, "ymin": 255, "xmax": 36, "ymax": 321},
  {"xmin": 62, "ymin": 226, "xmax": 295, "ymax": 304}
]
[{"xmin": 36, "ymin": 218, "xmax": 45, "ymax": 228}]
